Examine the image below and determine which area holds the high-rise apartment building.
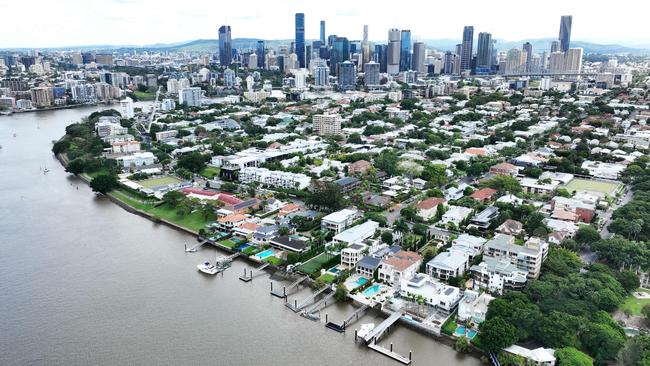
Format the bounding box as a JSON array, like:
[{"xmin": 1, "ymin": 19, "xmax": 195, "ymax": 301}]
[
  {"xmin": 314, "ymin": 66, "xmax": 329, "ymax": 86},
  {"xmin": 400, "ymin": 30, "xmax": 412, "ymax": 72},
  {"xmin": 295, "ymin": 13, "xmax": 305, "ymax": 68},
  {"xmin": 364, "ymin": 61, "xmax": 380, "ymax": 86},
  {"xmin": 218, "ymin": 25, "xmax": 232, "ymax": 66},
  {"xmin": 522, "ymin": 42, "xmax": 533, "ymax": 72},
  {"xmin": 412, "ymin": 42, "xmax": 425, "ymax": 73},
  {"xmin": 179, "ymin": 87, "xmax": 202, "ymax": 107},
  {"xmin": 337, "ymin": 61, "xmax": 356, "ymax": 91},
  {"xmin": 313, "ymin": 114, "xmax": 342, "ymax": 136},
  {"xmin": 475, "ymin": 32, "xmax": 492, "ymax": 74},
  {"xmin": 460, "ymin": 26, "xmax": 474, "ymax": 72}
]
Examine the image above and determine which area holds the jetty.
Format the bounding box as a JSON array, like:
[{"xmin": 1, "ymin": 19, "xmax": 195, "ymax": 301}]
[
  {"xmin": 185, "ymin": 240, "xmax": 208, "ymax": 252},
  {"xmin": 301, "ymin": 291, "xmax": 336, "ymax": 320},
  {"xmin": 239, "ymin": 262, "xmax": 270, "ymax": 282},
  {"xmin": 326, "ymin": 304, "xmax": 369, "ymax": 332},
  {"xmin": 367, "ymin": 342, "xmax": 412, "ymax": 365},
  {"xmin": 270, "ymin": 275, "xmax": 308, "ymax": 299},
  {"xmin": 362, "ymin": 311, "xmax": 402, "ymax": 343},
  {"xmin": 286, "ymin": 285, "xmax": 330, "ymax": 312}
]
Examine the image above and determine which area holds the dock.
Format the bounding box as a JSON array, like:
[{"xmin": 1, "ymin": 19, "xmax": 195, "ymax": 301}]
[
  {"xmin": 326, "ymin": 304, "xmax": 369, "ymax": 332},
  {"xmin": 185, "ymin": 240, "xmax": 208, "ymax": 252},
  {"xmin": 367, "ymin": 342, "xmax": 411, "ymax": 365},
  {"xmin": 362, "ymin": 311, "xmax": 402, "ymax": 343},
  {"xmin": 239, "ymin": 262, "xmax": 270, "ymax": 282},
  {"xmin": 301, "ymin": 291, "xmax": 336, "ymax": 320},
  {"xmin": 285, "ymin": 285, "xmax": 330, "ymax": 312},
  {"xmin": 270, "ymin": 275, "xmax": 308, "ymax": 299}
]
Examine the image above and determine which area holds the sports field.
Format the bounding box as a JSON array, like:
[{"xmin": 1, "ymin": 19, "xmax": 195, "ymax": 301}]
[
  {"xmin": 296, "ymin": 253, "xmax": 336, "ymax": 275},
  {"xmin": 138, "ymin": 176, "xmax": 183, "ymax": 189},
  {"xmin": 565, "ymin": 178, "xmax": 621, "ymax": 195}
]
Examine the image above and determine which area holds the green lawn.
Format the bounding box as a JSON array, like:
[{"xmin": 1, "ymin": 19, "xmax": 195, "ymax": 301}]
[
  {"xmin": 138, "ymin": 176, "xmax": 183, "ymax": 189},
  {"xmin": 318, "ymin": 273, "xmax": 337, "ymax": 283},
  {"xmin": 621, "ymin": 289, "xmax": 650, "ymax": 316},
  {"xmin": 296, "ymin": 252, "xmax": 335, "ymax": 275},
  {"xmin": 110, "ymin": 188, "xmax": 158, "ymax": 211},
  {"xmin": 264, "ymin": 256, "xmax": 284, "ymax": 266},
  {"xmin": 147, "ymin": 203, "xmax": 209, "ymax": 232},
  {"xmin": 200, "ymin": 167, "xmax": 220, "ymax": 179},
  {"xmin": 218, "ymin": 239, "xmax": 238, "ymax": 248},
  {"xmin": 242, "ymin": 246, "xmax": 259, "ymax": 256},
  {"xmin": 442, "ymin": 319, "xmax": 458, "ymax": 335},
  {"xmin": 565, "ymin": 178, "xmax": 621, "ymax": 195},
  {"xmin": 132, "ymin": 91, "xmax": 156, "ymax": 100}
]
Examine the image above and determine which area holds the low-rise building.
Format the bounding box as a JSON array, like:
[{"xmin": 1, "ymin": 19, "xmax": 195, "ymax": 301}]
[
  {"xmin": 379, "ymin": 250, "xmax": 423, "ymax": 285},
  {"xmin": 470, "ymin": 256, "xmax": 528, "ymax": 294},
  {"xmin": 341, "ymin": 243, "xmax": 367, "ymax": 268},
  {"xmin": 239, "ymin": 167, "xmax": 311, "ymax": 190},
  {"xmin": 426, "ymin": 250, "xmax": 469, "ymax": 281},
  {"xmin": 490, "ymin": 162, "xmax": 518, "ymax": 176},
  {"xmin": 469, "ymin": 206, "xmax": 500, "ymax": 231},
  {"xmin": 484, "ymin": 234, "xmax": 548, "ymax": 278},
  {"xmin": 399, "ymin": 274, "xmax": 461, "ymax": 313},
  {"xmin": 116, "ymin": 152, "xmax": 155, "ymax": 168},
  {"xmin": 457, "ymin": 290, "xmax": 494, "ymax": 325},
  {"xmin": 321, "ymin": 208, "xmax": 359, "ymax": 233},
  {"xmin": 333, "ymin": 220, "xmax": 379, "ymax": 245}
]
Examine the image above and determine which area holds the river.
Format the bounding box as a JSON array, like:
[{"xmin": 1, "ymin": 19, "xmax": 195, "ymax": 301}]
[{"xmin": 0, "ymin": 106, "xmax": 481, "ymax": 366}]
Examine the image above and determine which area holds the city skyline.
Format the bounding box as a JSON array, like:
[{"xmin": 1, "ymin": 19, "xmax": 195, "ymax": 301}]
[{"xmin": 2, "ymin": 0, "xmax": 650, "ymax": 48}]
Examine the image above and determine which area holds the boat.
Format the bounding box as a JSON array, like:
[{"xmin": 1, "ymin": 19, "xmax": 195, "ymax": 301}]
[
  {"xmin": 357, "ymin": 323, "xmax": 375, "ymax": 339},
  {"xmin": 197, "ymin": 261, "xmax": 220, "ymax": 275}
]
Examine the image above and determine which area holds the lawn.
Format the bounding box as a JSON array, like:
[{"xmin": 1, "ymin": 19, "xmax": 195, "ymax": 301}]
[
  {"xmin": 132, "ymin": 91, "xmax": 156, "ymax": 100},
  {"xmin": 264, "ymin": 256, "xmax": 284, "ymax": 266},
  {"xmin": 441, "ymin": 319, "xmax": 458, "ymax": 335},
  {"xmin": 621, "ymin": 289, "xmax": 650, "ymax": 316},
  {"xmin": 565, "ymin": 178, "xmax": 622, "ymax": 195},
  {"xmin": 296, "ymin": 252, "xmax": 336, "ymax": 275},
  {"xmin": 110, "ymin": 188, "xmax": 158, "ymax": 211},
  {"xmin": 200, "ymin": 167, "xmax": 220, "ymax": 179},
  {"xmin": 218, "ymin": 239, "xmax": 238, "ymax": 248},
  {"xmin": 318, "ymin": 273, "xmax": 337, "ymax": 284},
  {"xmin": 242, "ymin": 246, "xmax": 260, "ymax": 256},
  {"xmin": 147, "ymin": 203, "xmax": 209, "ymax": 232},
  {"xmin": 138, "ymin": 176, "xmax": 183, "ymax": 189}
]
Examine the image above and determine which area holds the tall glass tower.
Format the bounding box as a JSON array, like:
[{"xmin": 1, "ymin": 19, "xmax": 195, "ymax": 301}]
[
  {"xmin": 399, "ymin": 30, "xmax": 412, "ymax": 72},
  {"xmin": 460, "ymin": 26, "xmax": 474, "ymax": 72},
  {"xmin": 320, "ymin": 21, "xmax": 326, "ymax": 44},
  {"xmin": 256, "ymin": 40, "xmax": 265, "ymax": 68},
  {"xmin": 559, "ymin": 15, "xmax": 572, "ymax": 53},
  {"xmin": 218, "ymin": 25, "xmax": 232, "ymax": 66},
  {"xmin": 475, "ymin": 32, "xmax": 492, "ymax": 74},
  {"xmin": 295, "ymin": 13, "xmax": 305, "ymax": 68}
]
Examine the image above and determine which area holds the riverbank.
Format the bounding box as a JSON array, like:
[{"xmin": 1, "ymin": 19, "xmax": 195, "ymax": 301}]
[{"xmin": 1, "ymin": 102, "xmax": 104, "ymax": 115}]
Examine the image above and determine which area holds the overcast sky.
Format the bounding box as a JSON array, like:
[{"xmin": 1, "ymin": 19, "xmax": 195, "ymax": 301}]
[{"xmin": 2, "ymin": 0, "xmax": 649, "ymax": 48}]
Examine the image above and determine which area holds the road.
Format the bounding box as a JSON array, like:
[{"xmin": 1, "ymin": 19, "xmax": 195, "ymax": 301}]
[{"xmin": 599, "ymin": 188, "xmax": 634, "ymax": 240}]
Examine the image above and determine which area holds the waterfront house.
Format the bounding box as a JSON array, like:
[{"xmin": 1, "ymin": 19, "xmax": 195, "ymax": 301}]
[
  {"xmin": 399, "ymin": 274, "xmax": 461, "ymax": 314},
  {"xmin": 217, "ymin": 213, "xmax": 247, "ymax": 232},
  {"xmin": 341, "ymin": 243, "xmax": 368, "ymax": 268},
  {"xmin": 502, "ymin": 345, "xmax": 556, "ymax": 366},
  {"xmin": 470, "ymin": 257, "xmax": 528, "ymax": 294},
  {"xmin": 332, "ymin": 220, "xmax": 379, "ymax": 246},
  {"xmin": 457, "ymin": 290, "xmax": 494, "ymax": 325},
  {"xmin": 269, "ymin": 236, "xmax": 307, "ymax": 253},
  {"xmin": 378, "ymin": 250, "xmax": 423, "ymax": 286},
  {"xmin": 232, "ymin": 221, "xmax": 258, "ymax": 239},
  {"xmin": 426, "ymin": 250, "xmax": 469, "ymax": 281},
  {"xmin": 251, "ymin": 225, "xmax": 278, "ymax": 245},
  {"xmin": 356, "ymin": 255, "xmax": 381, "ymax": 278}
]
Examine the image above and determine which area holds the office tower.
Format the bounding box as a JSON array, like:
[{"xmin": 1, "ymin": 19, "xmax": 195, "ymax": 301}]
[
  {"xmin": 522, "ymin": 42, "xmax": 533, "ymax": 72},
  {"xmin": 320, "ymin": 21, "xmax": 326, "ymax": 43},
  {"xmin": 120, "ymin": 97, "xmax": 134, "ymax": 118},
  {"xmin": 400, "ymin": 30, "xmax": 412, "ymax": 71},
  {"xmin": 374, "ymin": 44, "xmax": 388, "ymax": 73},
  {"xmin": 550, "ymin": 40, "xmax": 560, "ymax": 53},
  {"xmin": 82, "ymin": 52, "xmax": 94, "ymax": 64},
  {"xmin": 412, "ymin": 42, "xmax": 425, "ymax": 73},
  {"xmin": 558, "ymin": 15, "xmax": 572, "ymax": 52},
  {"xmin": 387, "ymin": 29, "xmax": 401, "ymax": 75},
  {"xmin": 256, "ymin": 40, "xmax": 265, "ymax": 68},
  {"xmin": 548, "ymin": 52, "xmax": 565, "ymax": 73},
  {"xmin": 315, "ymin": 66, "xmax": 329, "ymax": 86},
  {"xmin": 306, "ymin": 45, "xmax": 312, "ymax": 66},
  {"xmin": 295, "ymin": 13, "xmax": 305, "ymax": 68},
  {"xmin": 330, "ymin": 37, "xmax": 349, "ymax": 75},
  {"xmin": 364, "ymin": 61, "xmax": 380, "ymax": 86},
  {"xmin": 248, "ymin": 54, "xmax": 258, "ymax": 69},
  {"xmin": 475, "ymin": 32, "xmax": 492, "ymax": 74},
  {"xmin": 460, "ymin": 26, "xmax": 474, "ymax": 72},
  {"xmin": 443, "ymin": 52, "xmax": 455, "ymax": 74},
  {"xmin": 218, "ymin": 25, "xmax": 232, "ymax": 66},
  {"xmin": 505, "ymin": 48, "xmax": 523, "ymax": 74},
  {"xmin": 327, "ymin": 35, "xmax": 337, "ymax": 47},
  {"xmin": 179, "ymin": 87, "xmax": 202, "ymax": 107},
  {"xmin": 565, "ymin": 48, "xmax": 583, "ymax": 73},
  {"xmin": 337, "ymin": 61, "xmax": 356, "ymax": 91}
]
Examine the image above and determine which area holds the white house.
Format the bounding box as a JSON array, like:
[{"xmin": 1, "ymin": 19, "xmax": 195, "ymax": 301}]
[
  {"xmin": 457, "ymin": 290, "xmax": 494, "ymax": 325},
  {"xmin": 399, "ymin": 274, "xmax": 462, "ymax": 313},
  {"xmin": 426, "ymin": 250, "xmax": 470, "ymax": 281},
  {"xmin": 333, "ymin": 220, "xmax": 379, "ymax": 245},
  {"xmin": 379, "ymin": 250, "xmax": 423, "ymax": 286},
  {"xmin": 440, "ymin": 205, "xmax": 473, "ymax": 226},
  {"xmin": 341, "ymin": 243, "xmax": 367, "ymax": 268},
  {"xmin": 321, "ymin": 208, "xmax": 359, "ymax": 233},
  {"xmin": 502, "ymin": 345, "xmax": 556, "ymax": 366}
]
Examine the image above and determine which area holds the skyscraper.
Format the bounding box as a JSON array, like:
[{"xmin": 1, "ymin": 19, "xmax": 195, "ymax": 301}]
[
  {"xmin": 522, "ymin": 42, "xmax": 533, "ymax": 72},
  {"xmin": 320, "ymin": 20, "xmax": 326, "ymax": 43},
  {"xmin": 374, "ymin": 44, "xmax": 388, "ymax": 73},
  {"xmin": 362, "ymin": 25, "xmax": 371, "ymax": 69},
  {"xmin": 460, "ymin": 26, "xmax": 474, "ymax": 72},
  {"xmin": 412, "ymin": 42, "xmax": 425, "ymax": 73},
  {"xmin": 364, "ymin": 61, "xmax": 380, "ymax": 86},
  {"xmin": 256, "ymin": 40, "xmax": 265, "ymax": 69},
  {"xmin": 559, "ymin": 15, "xmax": 572, "ymax": 53},
  {"xmin": 218, "ymin": 25, "xmax": 232, "ymax": 66},
  {"xmin": 400, "ymin": 30, "xmax": 412, "ymax": 72},
  {"xmin": 387, "ymin": 29, "xmax": 401, "ymax": 75},
  {"xmin": 295, "ymin": 13, "xmax": 305, "ymax": 68},
  {"xmin": 337, "ymin": 61, "xmax": 356, "ymax": 91},
  {"xmin": 330, "ymin": 37, "xmax": 350, "ymax": 75},
  {"xmin": 475, "ymin": 32, "xmax": 492, "ymax": 74},
  {"xmin": 550, "ymin": 40, "xmax": 560, "ymax": 53}
]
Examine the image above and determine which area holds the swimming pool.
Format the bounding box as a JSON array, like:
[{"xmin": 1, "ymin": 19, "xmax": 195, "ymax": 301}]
[
  {"xmin": 355, "ymin": 277, "xmax": 368, "ymax": 287},
  {"xmin": 255, "ymin": 249, "xmax": 274, "ymax": 260},
  {"xmin": 236, "ymin": 243, "xmax": 251, "ymax": 251},
  {"xmin": 454, "ymin": 325, "xmax": 467, "ymax": 337},
  {"xmin": 363, "ymin": 284, "xmax": 381, "ymax": 298},
  {"xmin": 467, "ymin": 329, "xmax": 478, "ymax": 339}
]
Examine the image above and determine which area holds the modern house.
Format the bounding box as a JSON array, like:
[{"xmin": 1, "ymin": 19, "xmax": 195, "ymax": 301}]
[
  {"xmin": 321, "ymin": 208, "xmax": 359, "ymax": 233},
  {"xmin": 379, "ymin": 250, "xmax": 423, "ymax": 285},
  {"xmin": 332, "ymin": 220, "xmax": 379, "ymax": 245},
  {"xmin": 440, "ymin": 205, "xmax": 473, "ymax": 226},
  {"xmin": 399, "ymin": 274, "xmax": 462, "ymax": 314},
  {"xmin": 356, "ymin": 255, "xmax": 381, "ymax": 278},
  {"xmin": 502, "ymin": 345, "xmax": 556, "ymax": 366},
  {"xmin": 335, "ymin": 176, "xmax": 362, "ymax": 192},
  {"xmin": 469, "ymin": 206, "xmax": 500, "ymax": 231},
  {"xmin": 457, "ymin": 290, "xmax": 494, "ymax": 325},
  {"xmin": 426, "ymin": 250, "xmax": 470, "ymax": 281},
  {"xmin": 341, "ymin": 243, "xmax": 367, "ymax": 268},
  {"xmin": 269, "ymin": 236, "xmax": 307, "ymax": 253},
  {"xmin": 484, "ymin": 234, "xmax": 548, "ymax": 278}
]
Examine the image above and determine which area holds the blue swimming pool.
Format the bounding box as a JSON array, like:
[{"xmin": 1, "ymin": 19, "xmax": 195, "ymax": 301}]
[
  {"xmin": 454, "ymin": 325, "xmax": 467, "ymax": 337},
  {"xmin": 363, "ymin": 284, "xmax": 381, "ymax": 298},
  {"xmin": 355, "ymin": 277, "xmax": 369, "ymax": 287},
  {"xmin": 467, "ymin": 329, "xmax": 478, "ymax": 339},
  {"xmin": 236, "ymin": 243, "xmax": 251, "ymax": 251},
  {"xmin": 255, "ymin": 249, "xmax": 274, "ymax": 260}
]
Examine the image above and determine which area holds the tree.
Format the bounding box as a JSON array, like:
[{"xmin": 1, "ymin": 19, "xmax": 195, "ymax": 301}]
[
  {"xmin": 306, "ymin": 182, "xmax": 345, "ymax": 212},
  {"xmin": 483, "ymin": 175, "xmax": 522, "ymax": 193},
  {"xmin": 176, "ymin": 152, "xmax": 206, "ymax": 173},
  {"xmin": 374, "ymin": 149, "xmax": 400, "ymax": 176},
  {"xmin": 575, "ymin": 225, "xmax": 601, "ymax": 246},
  {"xmin": 162, "ymin": 191, "xmax": 185, "ymax": 207},
  {"xmin": 381, "ymin": 231, "xmax": 393, "ymax": 244},
  {"xmin": 580, "ymin": 323, "xmax": 626, "ymax": 361},
  {"xmin": 278, "ymin": 226, "xmax": 290, "ymax": 236},
  {"xmin": 454, "ymin": 336, "xmax": 470, "ymax": 353},
  {"xmin": 477, "ymin": 316, "xmax": 519, "ymax": 352},
  {"xmin": 642, "ymin": 303, "xmax": 650, "ymax": 324},
  {"xmin": 89, "ymin": 174, "xmax": 118, "ymax": 194},
  {"xmin": 65, "ymin": 158, "xmax": 86, "ymax": 174},
  {"xmin": 542, "ymin": 247, "xmax": 583, "ymax": 277},
  {"xmin": 175, "ymin": 199, "xmax": 192, "ymax": 217},
  {"xmin": 334, "ymin": 285, "xmax": 348, "ymax": 302},
  {"xmin": 615, "ymin": 271, "xmax": 640, "ymax": 293},
  {"xmin": 554, "ymin": 347, "xmax": 593, "ymax": 366},
  {"xmin": 524, "ymin": 212, "xmax": 548, "ymax": 237}
]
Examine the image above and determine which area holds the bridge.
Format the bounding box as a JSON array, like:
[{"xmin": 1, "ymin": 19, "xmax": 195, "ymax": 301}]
[
  {"xmin": 270, "ymin": 276, "xmax": 308, "ymax": 298},
  {"xmin": 239, "ymin": 262, "xmax": 270, "ymax": 282},
  {"xmin": 465, "ymin": 71, "xmax": 598, "ymax": 78}
]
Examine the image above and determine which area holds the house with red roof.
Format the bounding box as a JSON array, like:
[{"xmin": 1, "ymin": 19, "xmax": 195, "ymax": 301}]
[
  {"xmin": 415, "ymin": 197, "xmax": 447, "ymax": 220},
  {"xmin": 378, "ymin": 251, "xmax": 423, "ymax": 285},
  {"xmin": 470, "ymin": 188, "xmax": 498, "ymax": 202},
  {"xmin": 489, "ymin": 162, "xmax": 518, "ymax": 177}
]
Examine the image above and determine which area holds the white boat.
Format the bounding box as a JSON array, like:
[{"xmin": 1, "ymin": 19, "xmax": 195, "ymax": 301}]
[
  {"xmin": 197, "ymin": 261, "xmax": 219, "ymax": 275},
  {"xmin": 357, "ymin": 323, "xmax": 375, "ymax": 339}
]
